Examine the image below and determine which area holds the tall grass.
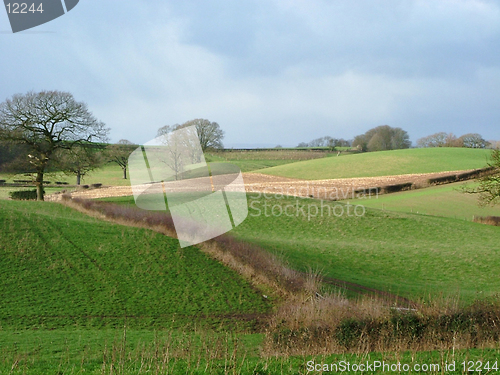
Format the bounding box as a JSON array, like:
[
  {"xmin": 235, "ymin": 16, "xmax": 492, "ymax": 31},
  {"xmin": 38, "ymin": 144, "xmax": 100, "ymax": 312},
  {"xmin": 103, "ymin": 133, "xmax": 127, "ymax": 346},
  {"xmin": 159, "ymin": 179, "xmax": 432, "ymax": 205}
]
[{"xmin": 264, "ymin": 292, "xmax": 500, "ymax": 356}]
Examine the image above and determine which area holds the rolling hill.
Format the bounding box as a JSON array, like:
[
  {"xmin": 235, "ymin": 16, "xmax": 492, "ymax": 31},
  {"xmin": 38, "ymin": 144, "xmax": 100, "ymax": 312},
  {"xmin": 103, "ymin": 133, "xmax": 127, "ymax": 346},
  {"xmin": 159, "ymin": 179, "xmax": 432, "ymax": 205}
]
[
  {"xmin": 0, "ymin": 200, "xmax": 269, "ymax": 330},
  {"xmin": 258, "ymin": 148, "xmax": 492, "ymax": 180}
]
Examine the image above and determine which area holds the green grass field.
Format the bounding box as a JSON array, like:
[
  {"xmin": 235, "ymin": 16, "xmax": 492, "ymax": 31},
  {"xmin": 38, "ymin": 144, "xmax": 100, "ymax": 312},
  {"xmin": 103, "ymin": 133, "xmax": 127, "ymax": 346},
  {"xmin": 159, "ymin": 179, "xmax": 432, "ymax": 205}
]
[
  {"xmin": 0, "ymin": 163, "xmax": 132, "ymax": 187},
  {"xmin": 98, "ymin": 193, "xmax": 500, "ymax": 303},
  {"xmin": 205, "ymin": 149, "xmax": 334, "ymax": 172},
  {"xmin": 0, "ymin": 200, "xmax": 269, "ymax": 330},
  {"xmin": 259, "ymin": 148, "xmax": 493, "ymax": 180},
  {"xmin": 346, "ymin": 181, "xmax": 500, "ymax": 220},
  {"xmin": 230, "ymin": 194, "xmax": 500, "ymax": 303}
]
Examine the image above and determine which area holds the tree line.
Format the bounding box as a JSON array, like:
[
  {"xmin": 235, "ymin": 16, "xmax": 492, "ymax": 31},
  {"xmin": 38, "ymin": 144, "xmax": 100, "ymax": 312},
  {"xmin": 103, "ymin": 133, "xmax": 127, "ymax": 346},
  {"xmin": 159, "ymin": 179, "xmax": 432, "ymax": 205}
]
[
  {"xmin": 416, "ymin": 132, "xmax": 493, "ymax": 149},
  {"xmin": 297, "ymin": 125, "xmax": 411, "ymax": 152}
]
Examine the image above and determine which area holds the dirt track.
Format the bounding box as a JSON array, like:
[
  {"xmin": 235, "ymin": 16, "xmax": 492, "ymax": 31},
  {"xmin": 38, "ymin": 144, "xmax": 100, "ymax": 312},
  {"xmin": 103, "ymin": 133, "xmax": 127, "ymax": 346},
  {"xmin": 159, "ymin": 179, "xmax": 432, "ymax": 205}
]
[{"xmin": 58, "ymin": 169, "xmax": 474, "ymax": 201}]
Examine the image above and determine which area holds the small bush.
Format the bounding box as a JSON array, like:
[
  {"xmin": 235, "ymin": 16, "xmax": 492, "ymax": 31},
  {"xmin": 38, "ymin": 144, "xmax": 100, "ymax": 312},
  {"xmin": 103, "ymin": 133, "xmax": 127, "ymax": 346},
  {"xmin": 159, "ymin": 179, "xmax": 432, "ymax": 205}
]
[
  {"xmin": 381, "ymin": 183, "xmax": 413, "ymax": 194},
  {"xmin": 55, "ymin": 181, "xmax": 69, "ymax": 185},
  {"xmin": 473, "ymin": 216, "xmax": 500, "ymax": 226},
  {"xmin": 9, "ymin": 189, "xmax": 40, "ymax": 200},
  {"xmin": 0, "ymin": 180, "xmax": 6, "ymax": 184},
  {"xmin": 456, "ymin": 167, "xmax": 495, "ymax": 182},
  {"xmin": 427, "ymin": 175, "xmax": 457, "ymax": 185},
  {"xmin": 91, "ymin": 183, "xmax": 102, "ymax": 189}
]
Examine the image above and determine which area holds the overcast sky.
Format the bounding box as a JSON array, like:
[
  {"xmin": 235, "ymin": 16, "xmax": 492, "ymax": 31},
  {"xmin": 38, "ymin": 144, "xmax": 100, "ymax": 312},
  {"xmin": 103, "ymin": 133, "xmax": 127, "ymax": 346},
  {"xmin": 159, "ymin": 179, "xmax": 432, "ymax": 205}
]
[{"xmin": 1, "ymin": 0, "xmax": 500, "ymax": 147}]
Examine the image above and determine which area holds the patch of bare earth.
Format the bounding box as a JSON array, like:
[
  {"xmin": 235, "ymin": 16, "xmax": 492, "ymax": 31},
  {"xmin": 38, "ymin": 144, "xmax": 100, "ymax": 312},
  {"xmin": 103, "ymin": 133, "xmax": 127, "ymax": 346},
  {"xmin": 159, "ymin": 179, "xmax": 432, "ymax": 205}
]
[{"xmin": 49, "ymin": 169, "xmax": 476, "ymax": 201}]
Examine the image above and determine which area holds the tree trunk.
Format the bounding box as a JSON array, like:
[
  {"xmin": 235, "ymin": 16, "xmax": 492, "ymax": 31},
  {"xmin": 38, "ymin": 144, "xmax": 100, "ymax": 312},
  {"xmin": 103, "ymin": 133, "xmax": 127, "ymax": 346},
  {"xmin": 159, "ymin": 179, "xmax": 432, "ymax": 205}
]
[
  {"xmin": 76, "ymin": 170, "xmax": 81, "ymax": 185},
  {"xmin": 123, "ymin": 167, "xmax": 127, "ymax": 179},
  {"xmin": 35, "ymin": 171, "xmax": 44, "ymax": 201}
]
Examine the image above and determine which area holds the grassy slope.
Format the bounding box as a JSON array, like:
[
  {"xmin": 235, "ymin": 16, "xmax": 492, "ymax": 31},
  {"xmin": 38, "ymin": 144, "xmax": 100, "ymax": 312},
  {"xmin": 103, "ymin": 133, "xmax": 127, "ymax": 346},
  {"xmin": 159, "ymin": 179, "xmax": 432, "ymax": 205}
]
[
  {"xmin": 347, "ymin": 181, "xmax": 500, "ymax": 220},
  {"xmin": 0, "ymin": 200, "xmax": 269, "ymax": 329},
  {"xmin": 259, "ymin": 148, "xmax": 492, "ymax": 180},
  {"xmin": 99, "ymin": 194, "xmax": 500, "ymax": 303},
  {"xmin": 205, "ymin": 149, "xmax": 334, "ymax": 173},
  {"xmin": 231, "ymin": 195, "xmax": 500, "ymax": 303}
]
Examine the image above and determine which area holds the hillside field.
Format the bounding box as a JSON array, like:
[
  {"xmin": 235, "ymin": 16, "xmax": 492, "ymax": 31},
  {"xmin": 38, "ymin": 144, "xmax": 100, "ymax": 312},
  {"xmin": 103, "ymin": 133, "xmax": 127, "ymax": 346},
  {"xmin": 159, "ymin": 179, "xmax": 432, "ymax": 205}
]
[
  {"xmin": 346, "ymin": 181, "xmax": 500, "ymax": 220},
  {"xmin": 259, "ymin": 148, "xmax": 493, "ymax": 180},
  {"xmin": 99, "ymin": 193, "xmax": 500, "ymax": 303},
  {"xmin": 0, "ymin": 200, "xmax": 269, "ymax": 330},
  {"xmin": 231, "ymin": 194, "xmax": 500, "ymax": 303}
]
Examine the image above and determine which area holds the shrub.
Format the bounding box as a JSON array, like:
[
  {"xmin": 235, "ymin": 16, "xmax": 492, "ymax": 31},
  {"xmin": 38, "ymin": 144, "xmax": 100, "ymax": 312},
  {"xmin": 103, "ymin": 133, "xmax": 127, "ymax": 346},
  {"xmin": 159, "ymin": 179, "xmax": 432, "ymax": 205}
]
[
  {"xmin": 9, "ymin": 189, "xmax": 41, "ymax": 200},
  {"xmin": 91, "ymin": 183, "xmax": 102, "ymax": 188},
  {"xmin": 427, "ymin": 175, "xmax": 457, "ymax": 185},
  {"xmin": 473, "ymin": 216, "xmax": 500, "ymax": 226},
  {"xmin": 381, "ymin": 183, "xmax": 413, "ymax": 194}
]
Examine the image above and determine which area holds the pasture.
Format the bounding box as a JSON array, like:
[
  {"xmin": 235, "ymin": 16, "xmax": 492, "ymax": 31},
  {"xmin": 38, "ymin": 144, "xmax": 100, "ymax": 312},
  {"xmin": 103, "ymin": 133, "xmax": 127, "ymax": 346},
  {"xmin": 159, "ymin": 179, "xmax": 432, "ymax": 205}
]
[
  {"xmin": 0, "ymin": 200, "xmax": 269, "ymax": 330},
  {"xmin": 347, "ymin": 181, "xmax": 500, "ymax": 220},
  {"xmin": 96, "ymin": 192, "xmax": 500, "ymax": 303},
  {"xmin": 259, "ymin": 147, "xmax": 493, "ymax": 180},
  {"xmin": 231, "ymin": 194, "xmax": 500, "ymax": 303}
]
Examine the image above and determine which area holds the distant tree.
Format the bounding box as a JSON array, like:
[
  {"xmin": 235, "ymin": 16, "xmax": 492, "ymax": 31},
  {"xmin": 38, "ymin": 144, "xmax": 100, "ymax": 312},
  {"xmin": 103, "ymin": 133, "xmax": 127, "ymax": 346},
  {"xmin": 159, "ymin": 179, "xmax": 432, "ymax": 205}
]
[
  {"xmin": 55, "ymin": 145, "xmax": 104, "ymax": 185},
  {"xmin": 352, "ymin": 134, "xmax": 369, "ymax": 151},
  {"xmin": 464, "ymin": 149, "xmax": 500, "ymax": 205},
  {"xmin": 444, "ymin": 133, "xmax": 461, "ymax": 147},
  {"xmin": 156, "ymin": 126, "xmax": 202, "ymax": 180},
  {"xmin": 156, "ymin": 124, "xmax": 179, "ymax": 138},
  {"xmin": 458, "ymin": 133, "xmax": 489, "ymax": 149},
  {"xmin": 417, "ymin": 132, "xmax": 448, "ymax": 148},
  {"xmin": 487, "ymin": 140, "xmax": 500, "ymax": 149},
  {"xmin": 336, "ymin": 138, "xmax": 352, "ymax": 147},
  {"xmin": 353, "ymin": 125, "xmax": 411, "ymax": 152},
  {"xmin": 107, "ymin": 139, "xmax": 136, "ymax": 179},
  {"xmin": 157, "ymin": 119, "xmax": 224, "ymax": 152},
  {"xmin": 367, "ymin": 133, "xmax": 386, "ymax": 152},
  {"xmin": 417, "ymin": 132, "xmax": 488, "ymax": 148},
  {"xmin": 391, "ymin": 127, "xmax": 412, "ymax": 149},
  {"xmin": 274, "ymin": 145, "xmax": 283, "ymax": 148},
  {"xmin": 0, "ymin": 90, "xmax": 109, "ymax": 200},
  {"xmin": 296, "ymin": 136, "xmax": 347, "ymax": 149}
]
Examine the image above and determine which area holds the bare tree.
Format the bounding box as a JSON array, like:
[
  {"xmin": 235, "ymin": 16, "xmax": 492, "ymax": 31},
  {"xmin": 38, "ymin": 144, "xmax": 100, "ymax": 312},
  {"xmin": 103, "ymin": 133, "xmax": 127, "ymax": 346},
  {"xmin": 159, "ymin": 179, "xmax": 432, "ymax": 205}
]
[
  {"xmin": 157, "ymin": 119, "xmax": 224, "ymax": 152},
  {"xmin": 0, "ymin": 91, "xmax": 109, "ymax": 200},
  {"xmin": 55, "ymin": 145, "xmax": 104, "ymax": 185},
  {"xmin": 417, "ymin": 132, "xmax": 448, "ymax": 148},
  {"xmin": 458, "ymin": 133, "xmax": 489, "ymax": 149},
  {"xmin": 488, "ymin": 140, "xmax": 500, "ymax": 149},
  {"xmin": 154, "ymin": 126, "xmax": 203, "ymax": 180},
  {"xmin": 107, "ymin": 139, "xmax": 136, "ymax": 179}
]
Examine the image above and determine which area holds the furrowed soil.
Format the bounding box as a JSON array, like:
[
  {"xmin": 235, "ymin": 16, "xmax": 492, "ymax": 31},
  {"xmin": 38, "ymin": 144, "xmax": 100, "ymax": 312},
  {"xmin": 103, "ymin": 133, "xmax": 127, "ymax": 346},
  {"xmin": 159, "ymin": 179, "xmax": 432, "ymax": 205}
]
[{"xmin": 59, "ymin": 169, "xmax": 477, "ymax": 201}]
